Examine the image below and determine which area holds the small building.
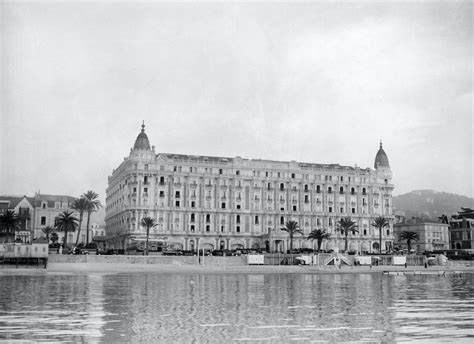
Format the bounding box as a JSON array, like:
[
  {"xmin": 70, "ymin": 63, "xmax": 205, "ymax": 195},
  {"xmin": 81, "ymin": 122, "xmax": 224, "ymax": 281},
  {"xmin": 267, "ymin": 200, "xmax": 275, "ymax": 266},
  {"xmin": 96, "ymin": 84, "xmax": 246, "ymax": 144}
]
[
  {"xmin": 393, "ymin": 222, "xmax": 450, "ymax": 252},
  {"xmin": 0, "ymin": 196, "xmax": 35, "ymax": 243},
  {"xmin": 449, "ymin": 208, "xmax": 474, "ymax": 250}
]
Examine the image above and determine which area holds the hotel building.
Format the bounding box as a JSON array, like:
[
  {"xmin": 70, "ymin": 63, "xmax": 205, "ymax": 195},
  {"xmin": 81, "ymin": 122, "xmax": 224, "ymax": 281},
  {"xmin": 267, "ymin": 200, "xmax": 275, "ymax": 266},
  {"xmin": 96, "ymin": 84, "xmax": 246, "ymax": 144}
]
[{"xmin": 105, "ymin": 123, "xmax": 395, "ymax": 253}]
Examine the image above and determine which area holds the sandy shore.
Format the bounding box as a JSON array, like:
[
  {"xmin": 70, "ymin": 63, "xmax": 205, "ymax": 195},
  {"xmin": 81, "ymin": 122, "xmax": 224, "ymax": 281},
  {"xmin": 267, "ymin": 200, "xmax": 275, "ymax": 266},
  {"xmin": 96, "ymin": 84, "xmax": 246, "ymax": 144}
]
[{"xmin": 1, "ymin": 262, "xmax": 473, "ymax": 275}]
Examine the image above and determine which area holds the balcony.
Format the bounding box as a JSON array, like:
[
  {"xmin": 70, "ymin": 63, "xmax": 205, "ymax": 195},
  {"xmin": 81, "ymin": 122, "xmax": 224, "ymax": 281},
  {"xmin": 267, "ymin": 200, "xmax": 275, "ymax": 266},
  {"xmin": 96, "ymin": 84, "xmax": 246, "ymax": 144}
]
[
  {"xmin": 220, "ymin": 185, "xmax": 228, "ymax": 190},
  {"xmin": 174, "ymin": 182, "xmax": 182, "ymax": 188},
  {"xmin": 189, "ymin": 183, "xmax": 198, "ymax": 189}
]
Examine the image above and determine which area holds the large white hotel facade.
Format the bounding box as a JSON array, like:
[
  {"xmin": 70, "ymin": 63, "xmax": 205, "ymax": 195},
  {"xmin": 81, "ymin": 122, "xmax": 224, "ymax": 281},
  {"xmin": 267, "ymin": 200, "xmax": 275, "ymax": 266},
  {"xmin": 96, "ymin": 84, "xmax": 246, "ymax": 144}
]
[{"xmin": 105, "ymin": 123, "xmax": 394, "ymax": 253}]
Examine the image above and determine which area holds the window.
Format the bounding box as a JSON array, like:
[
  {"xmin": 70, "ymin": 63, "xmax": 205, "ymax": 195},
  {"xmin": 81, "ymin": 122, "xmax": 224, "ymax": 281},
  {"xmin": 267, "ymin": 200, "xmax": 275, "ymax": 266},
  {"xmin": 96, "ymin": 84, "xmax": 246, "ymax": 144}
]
[
  {"xmin": 340, "ymin": 207, "xmax": 344, "ymax": 213},
  {"xmin": 175, "ymin": 191, "xmax": 180, "ymax": 198},
  {"xmin": 280, "ymin": 183, "xmax": 284, "ymax": 190},
  {"xmin": 191, "ymin": 201, "xmax": 195, "ymax": 208},
  {"xmin": 160, "ymin": 176, "xmax": 165, "ymax": 184},
  {"xmin": 363, "ymin": 229, "xmax": 367, "ymax": 235},
  {"xmin": 221, "ymin": 203, "xmax": 226, "ymax": 209},
  {"xmin": 236, "ymin": 204, "xmax": 241, "ymax": 210},
  {"xmin": 267, "ymin": 183, "xmax": 271, "ymax": 190},
  {"xmin": 316, "ymin": 185, "xmax": 321, "ymax": 193},
  {"xmin": 191, "ymin": 225, "xmax": 195, "ymax": 232},
  {"xmin": 42, "ymin": 203, "xmax": 46, "ymax": 209},
  {"xmin": 221, "ymin": 226, "xmax": 224, "ymax": 233},
  {"xmin": 351, "ymin": 187, "xmax": 355, "ymax": 194},
  {"xmin": 293, "ymin": 205, "xmax": 297, "ymax": 211},
  {"xmin": 304, "ymin": 185, "xmax": 309, "ymax": 192},
  {"xmin": 339, "ymin": 187, "xmax": 344, "ymax": 194},
  {"xmin": 266, "ymin": 172, "xmax": 269, "ymax": 177},
  {"xmin": 144, "ymin": 176, "xmax": 148, "ymax": 183},
  {"xmin": 328, "ymin": 187, "xmax": 332, "ymax": 193},
  {"xmin": 386, "ymin": 230, "xmax": 390, "ymax": 235},
  {"xmin": 329, "ymin": 207, "xmax": 333, "ymax": 213},
  {"xmin": 236, "ymin": 226, "xmax": 241, "ymax": 233},
  {"xmin": 133, "ymin": 187, "xmax": 137, "ymax": 192},
  {"xmin": 352, "ymin": 208, "xmax": 355, "ymax": 214},
  {"xmin": 191, "ymin": 214, "xmax": 195, "ymax": 222},
  {"xmin": 236, "ymin": 215, "xmax": 241, "ymax": 224},
  {"xmin": 304, "ymin": 195, "xmax": 309, "ymax": 203},
  {"xmin": 340, "ymin": 176, "xmax": 343, "ymax": 181},
  {"xmin": 255, "ymin": 216, "xmax": 259, "ymax": 224},
  {"xmin": 41, "ymin": 217, "xmax": 46, "ymax": 225},
  {"xmin": 206, "ymin": 225, "xmax": 210, "ymax": 232},
  {"xmin": 175, "ymin": 201, "xmax": 180, "ymax": 207},
  {"xmin": 159, "ymin": 191, "xmax": 165, "ymax": 197},
  {"xmin": 144, "ymin": 188, "xmax": 148, "ymax": 193},
  {"xmin": 291, "ymin": 173, "xmax": 295, "ymax": 178},
  {"xmin": 236, "ymin": 170, "xmax": 240, "ymax": 175},
  {"xmin": 362, "ymin": 188, "xmax": 366, "ymax": 195},
  {"xmin": 219, "ymin": 169, "xmax": 223, "ymax": 175},
  {"xmin": 280, "ymin": 216, "xmax": 284, "ymax": 225},
  {"xmin": 206, "ymin": 214, "xmax": 210, "ymax": 223}
]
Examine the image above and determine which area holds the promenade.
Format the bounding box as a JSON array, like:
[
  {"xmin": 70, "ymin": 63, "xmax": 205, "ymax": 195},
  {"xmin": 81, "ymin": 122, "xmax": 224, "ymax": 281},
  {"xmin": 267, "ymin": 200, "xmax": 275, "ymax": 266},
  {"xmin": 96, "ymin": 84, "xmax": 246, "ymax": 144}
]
[{"xmin": 1, "ymin": 254, "xmax": 472, "ymax": 275}]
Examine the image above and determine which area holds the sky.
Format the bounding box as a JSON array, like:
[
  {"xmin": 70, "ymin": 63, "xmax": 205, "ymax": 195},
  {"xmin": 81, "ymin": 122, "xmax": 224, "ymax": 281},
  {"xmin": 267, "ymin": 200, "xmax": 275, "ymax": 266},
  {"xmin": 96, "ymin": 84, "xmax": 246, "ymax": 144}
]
[{"xmin": 1, "ymin": 0, "xmax": 473, "ymax": 204}]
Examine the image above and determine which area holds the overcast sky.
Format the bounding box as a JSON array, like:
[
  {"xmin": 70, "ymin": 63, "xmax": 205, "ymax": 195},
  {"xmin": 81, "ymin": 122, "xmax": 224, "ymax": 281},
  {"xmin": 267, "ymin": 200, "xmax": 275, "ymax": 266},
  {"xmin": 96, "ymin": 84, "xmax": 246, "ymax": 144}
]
[{"xmin": 1, "ymin": 1, "xmax": 472, "ymax": 203}]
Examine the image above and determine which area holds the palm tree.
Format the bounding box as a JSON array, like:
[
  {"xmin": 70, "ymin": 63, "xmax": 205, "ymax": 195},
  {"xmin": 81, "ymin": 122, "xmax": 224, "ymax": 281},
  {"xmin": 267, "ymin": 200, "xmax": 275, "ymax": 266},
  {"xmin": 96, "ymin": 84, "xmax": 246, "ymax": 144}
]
[
  {"xmin": 82, "ymin": 191, "xmax": 102, "ymax": 245},
  {"xmin": 371, "ymin": 216, "xmax": 390, "ymax": 254},
  {"xmin": 50, "ymin": 232, "xmax": 59, "ymax": 245},
  {"xmin": 140, "ymin": 216, "xmax": 157, "ymax": 256},
  {"xmin": 307, "ymin": 228, "xmax": 331, "ymax": 252},
  {"xmin": 337, "ymin": 217, "xmax": 358, "ymax": 252},
  {"xmin": 399, "ymin": 231, "xmax": 420, "ymax": 253},
  {"xmin": 55, "ymin": 210, "xmax": 78, "ymax": 251},
  {"xmin": 281, "ymin": 220, "xmax": 303, "ymax": 252},
  {"xmin": 42, "ymin": 225, "xmax": 55, "ymax": 244},
  {"xmin": 0, "ymin": 210, "xmax": 21, "ymax": 243},
  {"xmin": 71, "ymin": 197, "xmax": 89, "ymax": 246}
]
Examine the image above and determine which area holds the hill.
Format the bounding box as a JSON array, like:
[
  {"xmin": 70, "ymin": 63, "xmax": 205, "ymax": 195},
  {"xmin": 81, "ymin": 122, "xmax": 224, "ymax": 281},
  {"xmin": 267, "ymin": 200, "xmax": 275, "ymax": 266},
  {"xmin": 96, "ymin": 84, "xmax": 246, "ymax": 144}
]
[{"xmin": 393, "ymin": 190, "xmax": 474, "ymax": 220}]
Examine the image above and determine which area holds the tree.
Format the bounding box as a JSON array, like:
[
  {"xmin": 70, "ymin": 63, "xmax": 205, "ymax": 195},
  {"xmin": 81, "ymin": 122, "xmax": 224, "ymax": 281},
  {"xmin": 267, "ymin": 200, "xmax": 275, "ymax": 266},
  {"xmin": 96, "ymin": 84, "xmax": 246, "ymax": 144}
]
[
  {"xmin": 41, "ymin": 225, "xmax": 55, "ymax": 244},
  {"xmin": 399, "ymin": 231, "xmax": 420, "ymax": 252},
  {"xmin": 337, "ymin": 217, "xmax": 358, "ymax": 253},
  {"xmin": 281, "ymin": 220, "xmax": 303, "ymax": 252},
  {"xmin": 82, "ymin": 191, "xmax": 102, "ymax": 245},
  {"xmin": 50, "ymin": 232, "xmax": 59, "ymax": 245},
  {"xmin": 0, "ymin": 210, "xmax": 21, "ymax": 243},
  {"xmin": 55, "ymin": 210, "xmax": 78, "ymax": 251},
  {"xmin": 371, "ymin": 216, "xmax": 390, "ymax": 254},
  {"xmin": 140, "ymin": 216, "xmax": 157, "ymax": 256},
  {"xmin": 307, "ymin": 228, "xmax": 331, "ymax": 252},
  {"xmin": 71, "ymin": 197, "xmax": 89, "ymax": 246}
]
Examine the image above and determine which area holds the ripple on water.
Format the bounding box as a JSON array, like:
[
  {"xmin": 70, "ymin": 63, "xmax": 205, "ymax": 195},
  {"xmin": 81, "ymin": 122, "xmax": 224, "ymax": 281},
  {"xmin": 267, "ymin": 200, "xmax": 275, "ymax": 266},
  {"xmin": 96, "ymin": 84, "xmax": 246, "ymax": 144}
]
[{"xmin": 0, "ymin": 273, "xmax": 472, "ymax": 342}]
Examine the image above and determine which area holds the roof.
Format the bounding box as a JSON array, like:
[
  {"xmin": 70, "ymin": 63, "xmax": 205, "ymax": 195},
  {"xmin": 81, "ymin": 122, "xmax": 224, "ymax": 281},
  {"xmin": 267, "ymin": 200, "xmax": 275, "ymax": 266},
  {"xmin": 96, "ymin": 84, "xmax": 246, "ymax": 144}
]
[
  {"xmin": 133, "ymin": 122, "xmax": 151, "ymax": 150},
  {"xmin": 34, "ymin": 194, "xmax": 76, "ymax": 207},
  {"xmin": 374, "ymin": 141, "xmax": 390, "ymax": 169},
  {"xmin": 159, "ymin": 153, "xmax": 363, "ymax": 171},
  {"xmin": 0, "ymin": 196, "xmax": 35, "ymax": 210}
]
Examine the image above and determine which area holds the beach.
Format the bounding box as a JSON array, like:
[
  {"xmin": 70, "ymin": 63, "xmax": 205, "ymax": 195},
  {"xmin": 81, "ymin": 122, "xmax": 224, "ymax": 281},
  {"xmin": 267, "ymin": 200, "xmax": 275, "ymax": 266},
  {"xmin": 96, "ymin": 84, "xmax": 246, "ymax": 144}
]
[{"xmin": 1, "ymin": 259, "xmax": 473, "ymax": 275}]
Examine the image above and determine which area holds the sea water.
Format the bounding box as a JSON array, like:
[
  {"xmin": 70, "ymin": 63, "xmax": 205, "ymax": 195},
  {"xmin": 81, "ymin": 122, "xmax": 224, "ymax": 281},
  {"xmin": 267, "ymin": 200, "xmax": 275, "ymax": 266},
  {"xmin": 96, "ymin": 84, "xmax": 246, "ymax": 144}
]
[{"xmin": 0, "ymin": 272, "xmax": 473, "ymax": 343}]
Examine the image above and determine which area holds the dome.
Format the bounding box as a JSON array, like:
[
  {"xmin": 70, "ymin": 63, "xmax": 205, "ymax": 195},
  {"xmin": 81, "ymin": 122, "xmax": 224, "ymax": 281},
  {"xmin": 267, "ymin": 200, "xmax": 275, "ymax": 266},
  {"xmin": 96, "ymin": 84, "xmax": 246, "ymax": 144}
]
[
  {"xmin": 374, "ymin": 141, "xmax": 390, "ymax": 169},
  {"xmin": 133, "ymin": 122, "xmax": 151, "ymax": 150}
]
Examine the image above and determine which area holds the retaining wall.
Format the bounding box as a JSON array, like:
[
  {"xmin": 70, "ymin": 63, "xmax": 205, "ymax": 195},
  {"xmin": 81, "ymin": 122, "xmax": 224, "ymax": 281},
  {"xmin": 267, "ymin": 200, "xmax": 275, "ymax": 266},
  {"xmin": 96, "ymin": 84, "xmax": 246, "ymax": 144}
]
[{"xmin": 49, "ymin": 254, "xmax": 247, "ymax": 266}]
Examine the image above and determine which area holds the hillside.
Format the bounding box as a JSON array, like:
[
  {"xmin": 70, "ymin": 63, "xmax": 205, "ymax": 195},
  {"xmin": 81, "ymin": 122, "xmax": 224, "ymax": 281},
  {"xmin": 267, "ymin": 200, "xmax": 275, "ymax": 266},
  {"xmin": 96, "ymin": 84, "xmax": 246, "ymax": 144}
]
[{"xmin": 393, "ymin": 190, "xmax": 474, "ymax": 220}]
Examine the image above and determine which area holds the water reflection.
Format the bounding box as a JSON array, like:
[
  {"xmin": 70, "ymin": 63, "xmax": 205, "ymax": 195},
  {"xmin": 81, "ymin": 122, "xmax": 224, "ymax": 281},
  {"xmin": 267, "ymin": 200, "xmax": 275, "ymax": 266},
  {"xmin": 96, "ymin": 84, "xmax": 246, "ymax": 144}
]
[{"xmin": 0, "ymin": 273, "xmax": 472, "ymax": 343}]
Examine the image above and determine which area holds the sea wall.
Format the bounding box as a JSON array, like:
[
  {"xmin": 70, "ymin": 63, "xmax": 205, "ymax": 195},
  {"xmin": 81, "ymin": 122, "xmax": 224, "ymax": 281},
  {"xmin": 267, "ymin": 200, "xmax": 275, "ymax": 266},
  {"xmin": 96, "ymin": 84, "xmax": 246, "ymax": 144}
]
[{"xmin": 48, "ymin": 254, "xmax": 247, "ymax": 266}]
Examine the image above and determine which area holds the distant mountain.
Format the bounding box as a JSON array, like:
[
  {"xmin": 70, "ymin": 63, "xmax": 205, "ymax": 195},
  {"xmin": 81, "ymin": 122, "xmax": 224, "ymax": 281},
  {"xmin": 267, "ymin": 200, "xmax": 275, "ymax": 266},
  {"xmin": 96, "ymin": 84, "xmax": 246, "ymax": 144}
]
[{"xmin": 393, "ymin": 190, "xmax": 474, "ymax": 220}]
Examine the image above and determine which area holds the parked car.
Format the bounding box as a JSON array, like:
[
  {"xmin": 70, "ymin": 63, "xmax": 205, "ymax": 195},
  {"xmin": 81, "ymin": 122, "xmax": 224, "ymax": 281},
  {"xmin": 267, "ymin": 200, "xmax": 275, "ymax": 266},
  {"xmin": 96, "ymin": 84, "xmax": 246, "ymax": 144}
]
[{"xmin": 68, "ymin": 247, "xmax": 89, "ymax": 255}]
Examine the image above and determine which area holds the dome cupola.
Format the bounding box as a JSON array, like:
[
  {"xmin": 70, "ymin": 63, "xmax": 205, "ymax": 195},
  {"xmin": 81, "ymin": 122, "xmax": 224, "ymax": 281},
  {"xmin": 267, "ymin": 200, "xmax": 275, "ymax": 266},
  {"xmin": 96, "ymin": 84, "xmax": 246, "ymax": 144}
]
[
  {"xmin": 374, "ymin": 141, "xmax": 390, "ymax": 169},
  {"xmin": 133, "ymin": 121, "xmax": 151, "ymax": 150}
]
